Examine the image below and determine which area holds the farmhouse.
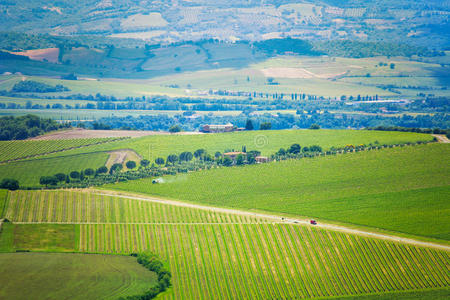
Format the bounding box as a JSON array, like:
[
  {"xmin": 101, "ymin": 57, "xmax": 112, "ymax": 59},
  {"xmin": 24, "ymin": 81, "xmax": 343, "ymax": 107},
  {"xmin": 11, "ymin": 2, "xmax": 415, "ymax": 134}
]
[{"xmin": 201, "ymin": 123, "xmax": 235, "ymax": 133}]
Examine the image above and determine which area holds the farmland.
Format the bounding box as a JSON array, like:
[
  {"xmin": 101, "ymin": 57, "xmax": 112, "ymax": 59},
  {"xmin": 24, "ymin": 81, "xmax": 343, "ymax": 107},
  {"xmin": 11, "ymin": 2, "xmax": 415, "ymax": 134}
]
[
  {"xmin": 1, "ymin": 190, "xmax": 449, "ymax": 300},
  {"xmin": 110, "ymin": 144, "xmax": 450, "ymax": 240},
  {"xmin": 0, "ymin": 252, "xmax": 158, "ymax": 300},
  {"xmin": 0, "ymin": 152, "xmax": 108, "ymax": 186},
  {"xmin": 37, "ymin": 129, "xmax": 434, "ymax": 163},
  {"xmin": 0, "ymin": 137, "xmax": 118, "ymax": 162}
]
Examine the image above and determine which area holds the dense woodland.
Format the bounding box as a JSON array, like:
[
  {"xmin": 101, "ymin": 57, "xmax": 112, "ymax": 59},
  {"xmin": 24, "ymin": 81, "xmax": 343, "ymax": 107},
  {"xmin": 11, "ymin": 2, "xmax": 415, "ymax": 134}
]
[{"xmin": 0, "ymin": 115, "xmax": 68, "ymax": 140}]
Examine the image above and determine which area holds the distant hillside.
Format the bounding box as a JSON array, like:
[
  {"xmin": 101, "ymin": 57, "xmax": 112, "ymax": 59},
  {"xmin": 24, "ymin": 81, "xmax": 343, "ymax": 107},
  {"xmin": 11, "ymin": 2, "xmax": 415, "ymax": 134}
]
[{"xmin": 0, "ymin": 0, "xmax": 448, "ymax": 48}]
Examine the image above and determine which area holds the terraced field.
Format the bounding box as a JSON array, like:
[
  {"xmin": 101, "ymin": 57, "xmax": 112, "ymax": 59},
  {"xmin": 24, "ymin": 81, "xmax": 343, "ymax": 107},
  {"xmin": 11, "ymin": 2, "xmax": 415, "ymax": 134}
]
[
  {"xmin": 2, "ymin": 190, "xmax": 449, "ymax": 300},
  {"xmin": 0, "ymin": 137, "xmax": 118, "ymax": 163}
]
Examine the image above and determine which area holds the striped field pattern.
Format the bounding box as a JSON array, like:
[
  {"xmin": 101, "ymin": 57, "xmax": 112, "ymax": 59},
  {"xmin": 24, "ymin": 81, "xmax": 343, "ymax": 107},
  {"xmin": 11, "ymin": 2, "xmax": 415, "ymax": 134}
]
[
  {"xmin": 5, "ymin": 190, "xmax": 269, "ymax": 224},
  {"xmin": 0, "ymin": 138, "xmax": 117, "ymax": 162},
  {"xmin": 4, "ymin": 190, "xmax": 450, "ymax": 300}
]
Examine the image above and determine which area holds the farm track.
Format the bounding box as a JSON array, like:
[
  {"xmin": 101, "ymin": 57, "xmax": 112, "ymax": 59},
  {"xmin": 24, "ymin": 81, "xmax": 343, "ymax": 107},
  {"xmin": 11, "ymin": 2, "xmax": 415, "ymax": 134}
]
[
  {"xmin": 433, "ymin": 134, "xmax": 450, "ymax": 143},
  {"xmin": 4, "ymin": 190, "xmax": 449, "ymax": 299},
  {"xmin": 0, "ymin": 137, "xmax": 128, "ymax": 164},
  {"xmin": 93, "ymin": 191, "xmax": 450, "ymax": 251}
]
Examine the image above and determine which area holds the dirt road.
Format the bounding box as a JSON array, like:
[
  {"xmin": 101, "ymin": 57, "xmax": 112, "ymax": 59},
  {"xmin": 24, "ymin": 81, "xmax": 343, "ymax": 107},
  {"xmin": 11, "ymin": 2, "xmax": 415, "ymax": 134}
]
[
  {"xmin": 433, "ymin": 134, "xmax": 450, "ymax": 143},
  {"xmin": 93, "ymin": 190, "xmax": 450, "ymax": 252}
]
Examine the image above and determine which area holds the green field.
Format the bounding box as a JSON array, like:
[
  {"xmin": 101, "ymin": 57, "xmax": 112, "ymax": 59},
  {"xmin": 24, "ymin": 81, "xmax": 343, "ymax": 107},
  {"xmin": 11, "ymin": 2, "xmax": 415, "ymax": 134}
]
[
  {"xmin": 110, "ymin": 144, "xmax": 450, "ymax": 240},
  {"xmin": 329, "ymin": 288, "xmax": 450, "ymax": 300},
  {"xmin": 2, "ymin": 52, "xmax": 448, "ymax": 99},
  {"xmin": 38, "ymin": 129, "xmax": 434, "ymax": 163},
  {"xmin": 0, "ymin": 189, "xmax": 7, "ymax": 217},
  {"xmin": 0, "ymin": 252, "xmax": 158, "ymax": 300},
  {"xmin": 0, "ymin": 138, "xmax": 116, "ymax": 162},
  {"xmin": 1, "ymin": 190, "xmax": 448, "ymax": 300},
  {"xmin": 0, "ymin": 223, "xmax": 76, "ymax": 252},
  {"xmin": 0, "ymin": 152, "xmax": 108, "ymax": 186}
]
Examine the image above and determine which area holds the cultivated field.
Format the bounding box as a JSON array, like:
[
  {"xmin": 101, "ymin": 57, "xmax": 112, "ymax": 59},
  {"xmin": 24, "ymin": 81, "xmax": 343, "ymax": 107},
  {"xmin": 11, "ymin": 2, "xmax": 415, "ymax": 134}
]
[
  {"xmin": 110, "ymin": 144, "xmax": 450, "ymax": 240},
  {"xmin": 0, "ymin": 252, "xmax": 158, "ymax": 300},
  {"xmin": 0, "ymin": 137, "xmax": 117, "ymax": 162},
  {"xmin": 35, "ymin": 129, "xmax": 434, "ymax": 163},
  {"xmin": 0, "ymin": 152, "xmax": 108, "ymax": 186},
  {"xmin": 1, "ymin": 190, "xmax": 449, "ymax": 300},
  {"xmin": 29, "ymin": 128, "xmax": 173, "ymax": 140}
]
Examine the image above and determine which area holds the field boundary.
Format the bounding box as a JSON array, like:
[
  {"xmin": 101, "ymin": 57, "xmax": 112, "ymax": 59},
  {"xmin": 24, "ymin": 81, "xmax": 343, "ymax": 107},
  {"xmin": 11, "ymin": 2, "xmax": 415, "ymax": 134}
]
[{"xmin": 91, "ymin": 190, "xmax": 450, "ymax": 251}]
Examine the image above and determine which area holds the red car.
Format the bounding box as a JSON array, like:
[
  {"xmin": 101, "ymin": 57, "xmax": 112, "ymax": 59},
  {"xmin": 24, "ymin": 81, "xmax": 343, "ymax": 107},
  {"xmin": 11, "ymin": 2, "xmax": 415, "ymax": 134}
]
[{"xmin": 310, "ymin": 220, "xmax": 317, "ymax": 225}]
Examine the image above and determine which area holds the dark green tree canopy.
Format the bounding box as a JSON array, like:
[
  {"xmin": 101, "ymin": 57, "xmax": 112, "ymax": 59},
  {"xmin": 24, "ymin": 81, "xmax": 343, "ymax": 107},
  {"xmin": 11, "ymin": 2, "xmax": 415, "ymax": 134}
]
[{"xmin": 0, "ymin": 178, "xmax": 19, "ymax": 190}]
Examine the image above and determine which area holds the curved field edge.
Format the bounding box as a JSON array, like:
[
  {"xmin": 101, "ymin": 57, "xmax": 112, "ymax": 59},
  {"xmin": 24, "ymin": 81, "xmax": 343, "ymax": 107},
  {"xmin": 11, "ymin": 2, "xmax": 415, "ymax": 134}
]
[
  {"xmin": 108, "ymin": 143, "xmax": 450, "ymax": 241},
  {"xmin": 35, "ymin": 129, "xmax": 434, "ymax": 162},
  {"xmin": 0, "ymin": 252, "xmax": 158, "ymax": 300}
]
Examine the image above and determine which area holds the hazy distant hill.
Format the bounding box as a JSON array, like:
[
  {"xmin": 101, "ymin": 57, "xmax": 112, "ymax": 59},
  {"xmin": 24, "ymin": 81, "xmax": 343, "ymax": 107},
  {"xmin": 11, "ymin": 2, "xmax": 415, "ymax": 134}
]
[{"xmin": 0, "ymin": 0, "xmax": 449, "ymax": 48}]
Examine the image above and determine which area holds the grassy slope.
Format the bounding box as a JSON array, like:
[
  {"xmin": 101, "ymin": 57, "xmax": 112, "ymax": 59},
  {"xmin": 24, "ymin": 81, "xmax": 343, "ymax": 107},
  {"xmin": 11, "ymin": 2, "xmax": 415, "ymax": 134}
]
[
  {"xmin": 109, "ymin": 144, "xmax": 450, "ymax": 240},
  {"xmin": 0, "ymin": 190, "xmax": 7, "ymax": 218},
  {"xmin": 0, "ymin": 152, "xmax": 108, "ymax": 186},
  {"xmin": 0, "ymin": 252, "xmax": 158, "ymax": 300},
  {"xmin": 39, "ymin": 129, "xmax": 433, "ymax": 163}
]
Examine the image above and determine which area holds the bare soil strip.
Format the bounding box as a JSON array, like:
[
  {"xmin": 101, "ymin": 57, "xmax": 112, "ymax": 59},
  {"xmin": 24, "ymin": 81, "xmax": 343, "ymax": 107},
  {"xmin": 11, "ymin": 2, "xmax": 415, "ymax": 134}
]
[
  {"xmin": 92, "ymin": 190, "xmax": 450, "ymax": 251},
  {"xmin": 106, "ymin": 149, "xmax": 142, "ymax": 169}
]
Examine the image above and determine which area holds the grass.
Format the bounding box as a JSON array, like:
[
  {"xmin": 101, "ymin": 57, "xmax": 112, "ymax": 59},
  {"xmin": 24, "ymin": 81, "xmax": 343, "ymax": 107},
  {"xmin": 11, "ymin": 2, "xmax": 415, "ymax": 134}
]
[
  {"xmin": 0, "ymin": 152, "xmax": 108, "ymax": 186},
  {"xmin": 2, "ymin": 190, "xmax": 448, "ymax": 299},
  {"xmin": 110, "ymin": 144, "xmax": 450, "ymax": 240},
  {"xmin": 2, "ymin": 52, "xmax": 449, "ymax": 99},
  {"xmin": 0, "ymin": 223, "xmax": 75, "ymax": 252},
  {"xmin": 0, "ymin": 189, "xmax": 7, "ymax": 218},
  {"xmin": 0, "ymin": 252, "xmax": 158, "ymax": 300},
  {"xmin": 38, "ymin": 129, "xmax": 433, "ymax": 163}
]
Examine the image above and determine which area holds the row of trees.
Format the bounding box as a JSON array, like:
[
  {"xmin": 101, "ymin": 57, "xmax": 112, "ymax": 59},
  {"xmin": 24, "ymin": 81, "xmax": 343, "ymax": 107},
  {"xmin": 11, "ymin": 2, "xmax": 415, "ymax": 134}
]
[
  {"xmin": 124, "ymin": 253, "xmax": 171, "ymax": 300},
  {"xmin": 29, "ymin": 137, "xmax": 436, "ymax": 189}
]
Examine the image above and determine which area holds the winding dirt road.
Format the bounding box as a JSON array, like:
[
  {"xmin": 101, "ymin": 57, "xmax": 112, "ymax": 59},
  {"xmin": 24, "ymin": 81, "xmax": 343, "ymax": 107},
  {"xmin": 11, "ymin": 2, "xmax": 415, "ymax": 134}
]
[{"xmin": 93, "ymin": 190, "xmax": 450, "ymax": 252}]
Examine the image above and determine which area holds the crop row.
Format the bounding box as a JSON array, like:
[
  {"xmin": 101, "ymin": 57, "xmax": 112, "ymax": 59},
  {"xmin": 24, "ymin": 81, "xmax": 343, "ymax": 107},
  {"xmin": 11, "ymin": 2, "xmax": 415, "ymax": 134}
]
[
  {"xmin": 79, "ymin": 223, "xmax": 449, "ymax": 300},
  {"xmin": 0, "ymin": 138, "xmax": 116, "ymax": 162},
  {"xmin": 5, "ymin": 190, "xmax": 269, "ymax": 224}
]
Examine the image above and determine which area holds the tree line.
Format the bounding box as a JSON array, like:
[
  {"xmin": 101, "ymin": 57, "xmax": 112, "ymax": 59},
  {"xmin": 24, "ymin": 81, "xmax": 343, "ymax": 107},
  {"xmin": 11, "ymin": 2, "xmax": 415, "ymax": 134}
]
[{"xmin": 0, "ymin": 114, "xmax": 69, "ymax": 140}]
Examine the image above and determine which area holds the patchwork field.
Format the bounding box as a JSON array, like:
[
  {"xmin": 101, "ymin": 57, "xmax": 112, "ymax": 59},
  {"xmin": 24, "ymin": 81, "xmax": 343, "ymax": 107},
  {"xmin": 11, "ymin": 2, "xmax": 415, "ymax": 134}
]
[
  {"xmin": 0, "ymin": 252, "xmax": 158, "ymax": 300},
  {"xmin": 110, "ymin": 144, "xmax": 450, "ymax": 240},
  {"xmin": 1, "ymin": 190, "xmax": 449, "ymax": 300},
  {"xmin": 37, "ymin": 129, "xmax": 434, "ymax": 163}
]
